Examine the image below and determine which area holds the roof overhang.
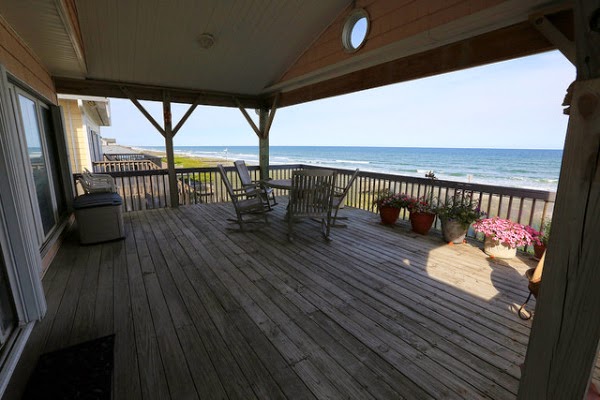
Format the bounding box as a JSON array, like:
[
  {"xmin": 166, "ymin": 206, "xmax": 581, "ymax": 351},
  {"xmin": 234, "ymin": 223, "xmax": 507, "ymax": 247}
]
[{"xmin": 0, "ymin": 0, "xmax": 574, "ymax": 108}]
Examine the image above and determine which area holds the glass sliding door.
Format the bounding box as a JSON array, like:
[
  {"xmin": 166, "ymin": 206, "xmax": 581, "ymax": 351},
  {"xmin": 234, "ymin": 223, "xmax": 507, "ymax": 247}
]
[{"xmin": 7, "ymin": 83, "xmax": 68, "ymax": 245}]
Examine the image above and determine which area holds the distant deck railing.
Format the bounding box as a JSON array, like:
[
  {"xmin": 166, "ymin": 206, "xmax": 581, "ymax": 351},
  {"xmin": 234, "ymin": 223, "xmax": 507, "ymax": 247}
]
[
  {"xmin": 74, "ymin": 164, "xmax": 555, "ymax": 243},
  {"xmin": 93, "ymin": 160, "xmax": 162, "ymax": 172},
  {"xmin": 104, "ymin": 152, "xmax": 163, "ymax": 167}
]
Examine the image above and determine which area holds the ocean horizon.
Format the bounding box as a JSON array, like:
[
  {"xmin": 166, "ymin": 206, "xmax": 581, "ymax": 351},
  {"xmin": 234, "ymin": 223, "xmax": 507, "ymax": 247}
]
[{"xmin": 135, "ymin": 145, "xmax": 562, "ymax": 192}]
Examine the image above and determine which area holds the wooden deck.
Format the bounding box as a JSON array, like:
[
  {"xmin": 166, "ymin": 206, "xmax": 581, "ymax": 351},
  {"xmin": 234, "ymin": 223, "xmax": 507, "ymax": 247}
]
[{"xmin": 6, "ymin": 202, "xmax": 553, "ymax": 399}]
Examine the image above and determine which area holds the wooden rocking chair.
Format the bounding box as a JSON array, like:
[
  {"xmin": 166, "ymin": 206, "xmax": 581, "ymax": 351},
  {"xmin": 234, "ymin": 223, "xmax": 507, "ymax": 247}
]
[
  {"xmin": 233, "ymin": 160, "xmax": 277, "ymax": 210},
  {"xmin": 287, "ymin": 169, "xmax": 336, "ymax": 241},
  {"xmin": 218, "ymin": 165, "xmax": 268, "ymax": 231},
  {"xmin": 78, "ymin": 168, "xmax": 117, "ymax": 193},
  {"xmin": 331, "ymin": 168, "xmax": 359, "ymax": 227},
  {"xmin": 518, "ymin": 251, "xmax": 545, "ymax": 320}
]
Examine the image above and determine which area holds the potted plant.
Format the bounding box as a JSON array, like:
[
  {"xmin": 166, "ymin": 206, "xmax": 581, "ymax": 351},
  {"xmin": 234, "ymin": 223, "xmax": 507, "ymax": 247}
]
[
  {"xmin": 373, "ymin": 190, "xmax": 410, "ymax": 225},
  {"xmin": 406, "ymin": 195, "xmax": 438, "ymax": 235},
  {"xmin": 523, "ymin": 225, "xmax": 544, "ymax": 259},
  {"xmin": 404, "ymin": 171, "xmax": 439, "ymax": 235},
  {"xmin": 532, "ymin": 219, "xmax": 551, "ymax": 259},
  {"xmin": 473, "ymin": 217, "xmax": 535, "ymax": 259},
  {"xmin": 437, "ymin": 194, "xmax": 485, "ymax": 244}
]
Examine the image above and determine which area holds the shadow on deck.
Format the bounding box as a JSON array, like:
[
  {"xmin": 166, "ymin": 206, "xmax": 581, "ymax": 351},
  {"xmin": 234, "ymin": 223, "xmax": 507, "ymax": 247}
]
[{"xmin": 6, "ymin": 201, "xmax": 543, "ymax": 399}]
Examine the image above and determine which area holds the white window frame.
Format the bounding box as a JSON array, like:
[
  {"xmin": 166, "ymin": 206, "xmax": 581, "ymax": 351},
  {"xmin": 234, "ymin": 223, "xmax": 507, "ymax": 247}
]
[
  {"xmin": 0, "ymin": 65, "xmax": 47, "ymax": 396},
  {"xmin": 8, "ymin": 85, "xmax": 60, "ymax": 245}
]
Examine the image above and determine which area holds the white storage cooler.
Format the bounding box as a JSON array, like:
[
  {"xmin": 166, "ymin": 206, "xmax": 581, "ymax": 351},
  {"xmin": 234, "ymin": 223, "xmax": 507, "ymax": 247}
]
[{"xmin": 73, "ymin": 193, "xmax": 124, "ymax": 244}]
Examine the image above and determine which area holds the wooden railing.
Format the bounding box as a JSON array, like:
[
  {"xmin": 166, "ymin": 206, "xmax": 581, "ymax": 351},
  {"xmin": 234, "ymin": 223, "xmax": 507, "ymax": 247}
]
[
  {"xmin": 93, "ymin": 160, "xmax": 162, "ymax": 172},
  {"xmin": 74, "ymin": 164, "xmax": 555, "ymax": 242},
  {"xmin": 74, "ymin": 164, "xmax": 303, "ymax": 212},
  {"xmin": 104, "ymin": 153, "xmax": 163, "ymax": 167}
]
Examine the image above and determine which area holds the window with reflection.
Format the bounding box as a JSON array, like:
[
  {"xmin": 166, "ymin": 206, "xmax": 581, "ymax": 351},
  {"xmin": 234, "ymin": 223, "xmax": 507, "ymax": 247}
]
[{"xmin": 18, "ymin": 94, "xmax": 55, "ymax": 235}]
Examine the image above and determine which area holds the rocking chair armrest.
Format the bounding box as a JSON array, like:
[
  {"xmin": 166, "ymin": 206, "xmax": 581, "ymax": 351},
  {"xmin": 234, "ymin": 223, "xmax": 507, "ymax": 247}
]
[
  {"xmin": 231, "ymin": 188, "xmax": 260, "ymax": 199},
  {"xmin": 242, "ymin": 182, "xmax": 262, "ymax": 190},
  {"xmin": 333, "ymin": 187, "xmax": 346, "ymax": 196}
]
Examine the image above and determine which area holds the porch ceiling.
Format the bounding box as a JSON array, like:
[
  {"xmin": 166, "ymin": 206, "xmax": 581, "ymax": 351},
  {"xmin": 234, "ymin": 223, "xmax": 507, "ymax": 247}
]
[{"xmin": 0, "ymin": 0, "xmax": 572, "ymax": 108}]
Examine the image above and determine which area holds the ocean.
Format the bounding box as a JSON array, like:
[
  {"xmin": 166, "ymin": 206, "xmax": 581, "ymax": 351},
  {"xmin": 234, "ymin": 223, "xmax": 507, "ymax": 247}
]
[{"xmin": 137, "ymin": 146, "xmax": 562, "ymax": 192}]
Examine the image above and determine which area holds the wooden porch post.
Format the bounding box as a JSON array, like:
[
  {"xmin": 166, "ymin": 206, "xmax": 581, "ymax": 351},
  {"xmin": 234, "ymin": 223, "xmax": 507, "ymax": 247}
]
[
  {"xmin": 163, "ymin": 93, "xmax": 179, "ymax": 208},
  {"xmin": 122, "ymin": 87, "xmax": 201, "ymax": 208},
  {"xmin": 258, "ymin": 108, "xmax": 269, "ymax": 180},
  {"xmin": 236, "ymin": 94, "xmax": 279, "ymax": 180},
  {"xmin": 518, "ymin": 1, "xmax": 600, "ymax": 398}
]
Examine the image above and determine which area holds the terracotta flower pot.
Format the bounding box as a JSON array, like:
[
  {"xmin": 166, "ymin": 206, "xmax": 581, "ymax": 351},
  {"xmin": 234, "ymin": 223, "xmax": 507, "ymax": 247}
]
[
  {"xmin": 410, "ymin": 211, "xmax": 435, "ymax": 235},
  {"xmin": 441, "ymin": 218, "xmax": 468, "ymax": 244},
  {"xmin": 484, "ymin": 236, "xmax": 517, "ymax": 259},
  {"xmin": 533, "ymin": 243, "xmax": 546, "ymax": 259},
  {"xmin": 379, "ymin": 206, "xmax": 400, "ymax": 225}
]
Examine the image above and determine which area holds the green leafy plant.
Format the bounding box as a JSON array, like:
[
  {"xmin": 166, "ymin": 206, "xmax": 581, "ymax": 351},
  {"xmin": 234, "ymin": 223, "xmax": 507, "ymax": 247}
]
[
  {"xmin": 437, "ymin": 193, "xmax": 485, "ymax": 228},
  {"xmin": 541, "ymin": 219, "xmax": 551, "ymax": 246}
]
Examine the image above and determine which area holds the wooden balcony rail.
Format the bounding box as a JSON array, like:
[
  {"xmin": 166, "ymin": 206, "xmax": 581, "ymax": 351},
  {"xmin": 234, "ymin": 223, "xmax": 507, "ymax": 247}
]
[
  {"xmin": 73, "ymin": 164, "xmax": 555, "ymax": 250},
  {"xmin": 93, "ymin": 160, "xmax": 162, "ymax": 172},
  {"xmin": 103, "ymin": 152, "xmax": 163, "ymax": 167}
]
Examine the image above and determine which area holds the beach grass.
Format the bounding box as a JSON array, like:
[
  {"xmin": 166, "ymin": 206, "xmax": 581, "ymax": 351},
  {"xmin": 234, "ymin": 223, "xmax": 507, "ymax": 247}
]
[{"xmin": 161, "ymin": 155, "xmax": 222, "ymax": 168}]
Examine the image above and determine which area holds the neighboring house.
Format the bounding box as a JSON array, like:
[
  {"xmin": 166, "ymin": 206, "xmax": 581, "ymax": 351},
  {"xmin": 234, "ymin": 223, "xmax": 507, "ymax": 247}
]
[
  {"xmin": 101, "ymin": 137, "xmax": 116, "ymax": 146},
  {"xmin": 57, "ymin": 94, "xmax": 110, "ymax": 173}
]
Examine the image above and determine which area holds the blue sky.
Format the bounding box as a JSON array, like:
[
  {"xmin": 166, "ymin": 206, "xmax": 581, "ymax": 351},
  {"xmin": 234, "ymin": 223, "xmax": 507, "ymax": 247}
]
[{"xmin": 101, "ymin": 50, "xmax": 575, "ymax": 149}]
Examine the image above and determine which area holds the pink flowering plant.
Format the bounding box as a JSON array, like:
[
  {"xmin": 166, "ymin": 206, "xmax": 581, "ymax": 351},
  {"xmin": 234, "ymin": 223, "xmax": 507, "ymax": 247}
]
[
  {"xmin": 406, "ymin": 195, "xmax": 438, "ymax": 214},
  {"xmin": 524, "ymin": 225, "xmax": 543, "ymax": 246},
  {"xmin": 373, "ymin": 190, "xmax": 411, "ymax": 209},
  {"xmin": 473, "ymin": 217, "xmax": 535, "ymax": 248}
]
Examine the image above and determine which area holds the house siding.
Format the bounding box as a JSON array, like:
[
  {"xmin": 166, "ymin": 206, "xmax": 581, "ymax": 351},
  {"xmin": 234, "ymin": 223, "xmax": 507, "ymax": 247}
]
[
  {"xmin": 59, "ymin": 99, "xmax": 95, "ymax": 173},
  {"xmin": 0, "ymin": 15, "xmax": 56, "ymax": 103},
  {"xmin": 279, "ymin": 0, "xmax": 504, "ymax": 83}
]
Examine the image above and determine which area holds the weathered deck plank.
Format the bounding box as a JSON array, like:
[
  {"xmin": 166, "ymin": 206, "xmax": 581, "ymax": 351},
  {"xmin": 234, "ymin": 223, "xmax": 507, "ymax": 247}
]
[{"xmin": 6, "ymin": 201, "xmax": 558, "ymax": 399}]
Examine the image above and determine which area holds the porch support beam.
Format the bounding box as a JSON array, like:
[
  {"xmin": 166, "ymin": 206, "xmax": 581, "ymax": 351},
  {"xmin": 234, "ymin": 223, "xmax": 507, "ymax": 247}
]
[
  {"xmin": 55, "ymin": 77, "xmax": 264, "ymax": 109},
  {"xmin": 264, "ymin": 93, "xmax": 280, "ymax": 138},
  {"xmin": 518, "ymin": 1, "xmax": 600, "ymax": 399},
  {"xmin": 258, "ymin": 109, "xmax": 269, "ymax": 180},
  {"xmin": 173, "ymin": 96, "xmax": 201, "ymax": 135},
  {"xmin": 163, "ymin": 92, "xmax": 179, "ymax": 208},
  {"xmin": 234, "ymin": 98, "xmax": 262, "ymax": 137},
  {"xmin": 236, "ymin": 94, "xmax": 279, "ymax": 179},
  {"xmin": 121, "ymin": 87, "xmax": 165, "ymax": 137},
  {"xmin": 531, "ymin": 15, "xmax": 576, "ymax": 65}
]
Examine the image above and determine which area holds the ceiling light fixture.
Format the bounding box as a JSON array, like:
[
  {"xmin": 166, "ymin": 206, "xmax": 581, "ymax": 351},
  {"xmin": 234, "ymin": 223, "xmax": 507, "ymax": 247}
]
[{"xmin": 198, "ymin": 33, "xmax": 215, "ymax": 49}]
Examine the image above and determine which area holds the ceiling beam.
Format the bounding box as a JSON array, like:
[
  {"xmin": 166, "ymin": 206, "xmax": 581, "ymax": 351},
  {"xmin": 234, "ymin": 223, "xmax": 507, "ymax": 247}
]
[{"xmin": 53, "ymin": 77, "xmax": 266, "ymax": 109}]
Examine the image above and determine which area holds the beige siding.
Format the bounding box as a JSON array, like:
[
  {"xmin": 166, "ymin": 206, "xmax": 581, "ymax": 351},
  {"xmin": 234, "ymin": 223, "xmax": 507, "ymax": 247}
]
[
  {"xmin": 0, "ymin": 15, "xmax": 56, "ymax": 103},
  {"xmin": 59, "ymin": 99, "xmax": 93, "ymax": 173},
  {"xmin": 279, "ymin": 0, "xmax": 504, "ymax": 84}
]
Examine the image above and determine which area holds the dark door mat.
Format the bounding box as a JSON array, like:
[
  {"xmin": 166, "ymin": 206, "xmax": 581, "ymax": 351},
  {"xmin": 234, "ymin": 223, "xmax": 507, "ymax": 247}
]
[{"xmin": 23, "ymin": 334, "xmax": 115, "ymax": 400}]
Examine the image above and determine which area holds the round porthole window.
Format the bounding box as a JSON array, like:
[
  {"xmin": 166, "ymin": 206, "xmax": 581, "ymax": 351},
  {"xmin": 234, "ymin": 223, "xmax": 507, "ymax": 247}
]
[{"xmin": 342, "ymin": 9, "xmax": 369, "ymax": 53}]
